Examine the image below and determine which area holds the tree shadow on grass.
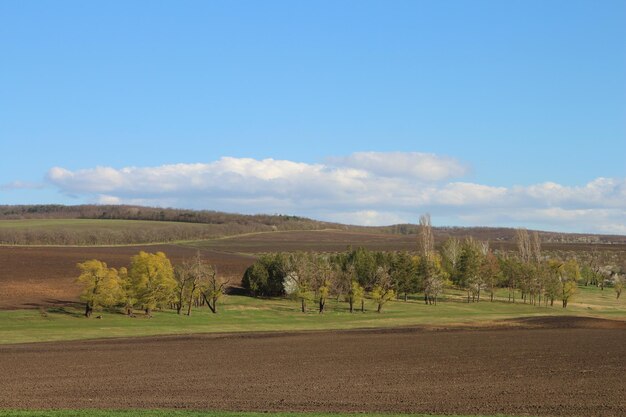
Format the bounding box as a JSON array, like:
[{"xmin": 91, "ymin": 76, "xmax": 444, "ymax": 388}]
[{"xmin": 22, "ymin": 299, "xmax": 85, "ymax": 318}]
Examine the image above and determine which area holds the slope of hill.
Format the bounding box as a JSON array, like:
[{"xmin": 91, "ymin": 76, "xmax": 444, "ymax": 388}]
[{"xmin": 1, "ymin": 204, "xmax": 624, "ymax": 245}]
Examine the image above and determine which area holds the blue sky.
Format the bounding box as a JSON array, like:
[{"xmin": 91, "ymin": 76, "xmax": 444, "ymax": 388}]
[{"xmin": 1, "ymin": 1, "xmax": 625, "ymax": 233}]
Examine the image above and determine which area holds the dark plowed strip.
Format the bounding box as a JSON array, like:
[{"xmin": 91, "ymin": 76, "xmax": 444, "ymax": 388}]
[
  {"xmin": 0, "ymin": 245, "xmax": 254, "ymax": 309},
  {"xmin": 1, "ymin": 327, "xmax": 624, "ymax": 416}
]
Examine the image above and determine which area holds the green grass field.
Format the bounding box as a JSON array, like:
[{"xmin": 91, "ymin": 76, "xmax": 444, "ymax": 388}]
[
  {"xmin": 0, "ymin": 411, "xmax": 525, "ymax": 417},
  {"xmin": 1, "ymin": 286, "xmax": 623, "ymax": 345}
]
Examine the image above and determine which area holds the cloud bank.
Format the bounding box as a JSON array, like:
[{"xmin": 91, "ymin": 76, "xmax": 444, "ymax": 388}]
[{"xmin": 46, "ymin": 152, "xmax": 626, "ymax": 233}]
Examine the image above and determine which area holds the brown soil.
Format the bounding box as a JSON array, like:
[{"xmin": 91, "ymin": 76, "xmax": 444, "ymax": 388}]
[
  {"xmin": 188, "ymin": 229, "xmax": 419, "ymax": 253},
  {"xmin": 189, "ymin": 229, "xmax": 626, "ymax": 254},
  {"xmin": 0, "ymin": 245, "xmax": 254, "ymax": 309},
  {"xmin": 0, "ymin": 323, "xmax": 624, "ymax": 416}
]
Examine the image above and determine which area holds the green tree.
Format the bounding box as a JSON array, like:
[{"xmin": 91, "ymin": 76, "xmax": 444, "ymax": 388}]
[
  {"xmin": 242, "ymin": 253, "xmax": 287, "ymax": 297},
  {"xmin": 128, "ymin": 251, "xmax": 176, "ymax": 316},
  {"xmin": 499, "ymin": 255, "xmax": 520, "ymax": 303},
  {"xmin": 482, "ymin": 251, "xmax": 501, "ymax": 302},
  {"xmin": 391, "ymin": 251, "xmax": 418, "ymax": 301},
  {"xmin": 351, "ymin": 247, "xmax": 378, "ymax": 289},
  {"xmin": 76, "ymin": 259, "xmax": 123, "ymax": 317},
  {"xmin": 457, "ymin": 238, "xmax": 484, "ymax": 302},
  {"xmin": 545, "ymin": 259, "xmax": 563, "ymax": 306},
  {"xmin": 348, "ymin": 279, "xmax": 365, "ymax": 312}
]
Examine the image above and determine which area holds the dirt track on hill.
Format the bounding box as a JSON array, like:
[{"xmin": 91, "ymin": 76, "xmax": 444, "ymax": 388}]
[
  {"xmin": 1, "ymin": 320, "xmax": 624, "ymax": 416},
  {"xmin": 0, "ymin": 245, "xmax": 254, "ymax": 309}
]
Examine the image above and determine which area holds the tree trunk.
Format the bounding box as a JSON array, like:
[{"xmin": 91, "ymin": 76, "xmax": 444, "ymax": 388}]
[
  {"xmin": 404, "ymin": 292, "xmax": 408, "ymax": 302},
  {"xmin": 85, "ymin": 303, "xmax": 92, "ymax": 318},
  {"xmin": 207, "ymin": 301, "xmax": 216, "ymax": 313},
  {"xmin": 562, "ymin": 299, "xmax": 567, "ymax": 308},
  {"xmin": 360, "ymin": 299, "xmax": 364, "ymax": 313},
  {"xmin": 202, "ymin": 293, "xmax": 217, "ymax": 314},
  {"xmin": 319, "ymin": 297, "xmax": 325, "ymax": 314},
  {"xmin": 301, "ymin": 297, "xmax": 306, "ymax": 313},
  {"xmin": 490, "ymin": 292, "xmax": 494, "ymax": 302},
  {"xmin": 349, "ymin": 297, "xmax": 354, "ymax": 313},
  {"xmin": 145, "ymin": 307, "xmax": 152, "ymax": 317},
  {"xmin": 187, "ymin": 291, "xmax": 194, "ymax": 316},
  {"xmin": 377, "ymin": 302, "xmax": 382, "ymax": 313}
]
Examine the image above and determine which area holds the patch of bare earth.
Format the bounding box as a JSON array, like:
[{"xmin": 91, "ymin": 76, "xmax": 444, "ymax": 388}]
[
  {"xmin": 0, "ymin": 246, "xmax": 254, "ymax": 309},
  {"xmin": 0, "ymin": 320, "xmax": 624, "ymax": 416}
]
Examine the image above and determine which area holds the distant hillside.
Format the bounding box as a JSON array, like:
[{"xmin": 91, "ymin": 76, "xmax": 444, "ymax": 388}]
[
  {"xmin": 0, "ymin": 204, "xmax": 338, "ymax": 229},
  {"xmin": 0, "ymin": 205, "xmax": 346, "ymax": 245},
  {"xmin": 0, "ymin": 204, "xmax": 624, "ymax": 246}
]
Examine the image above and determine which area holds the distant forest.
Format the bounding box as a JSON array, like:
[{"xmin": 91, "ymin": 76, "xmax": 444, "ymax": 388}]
[{"xmin": 0, "ymin": 204, "xmax": 625, "ymax": 246}]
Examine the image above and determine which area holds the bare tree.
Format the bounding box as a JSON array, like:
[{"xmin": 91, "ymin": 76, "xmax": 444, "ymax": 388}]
[
  {"xmin": 174, "ymin": 262, "xmax": 192, "ymax": 315},
  {"xmin": 200, "ymin": 265, "xmax": 229, "ymax": 314},
  {"xmin": 441, "ymin": 237, "xmax": 461, "ymax": 282},
  {"xmin": 613, "ymin": 275, "xmax": 623, "ymax": 299},
  {"xmin": 417, "ymin": 214, "xmax": 434, "ymax": 259},
  {"xmin": 316, "ymin": 257, "xmax": 336, "ymax": 314},
  {"xmin": 284, "ymin": 252, "xmax": 313, "ymax": 313},
  {"xmin": 371, "ymin": 265, "xmax": 395, "ymax": 313},
  {"xmin": 417, "ymin": 213, "xmax": 445, "ymax": 304},
  {"xmin": 516, "ymin": 228, "xmax": 531, "ymax": 264}
]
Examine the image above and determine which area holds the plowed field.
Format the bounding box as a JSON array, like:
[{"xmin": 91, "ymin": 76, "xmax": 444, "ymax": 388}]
[
  {"xmin": 1, "ymin": 321, "xmax": 624, "ymax": 416},
  {"xmin": 0, "ymin": 246, "xmax": 254, "ymax": 309}
]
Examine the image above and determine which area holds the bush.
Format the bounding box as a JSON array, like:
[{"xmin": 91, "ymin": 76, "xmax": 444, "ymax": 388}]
[{"xmin": 242, "ymin": 253, "xmax": 287, "ymax": 297}]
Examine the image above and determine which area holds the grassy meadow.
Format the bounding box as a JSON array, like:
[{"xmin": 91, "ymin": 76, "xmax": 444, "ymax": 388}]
[{"xmin": 1, "ymin": 286, "xmax": 623, "ymax": 345}]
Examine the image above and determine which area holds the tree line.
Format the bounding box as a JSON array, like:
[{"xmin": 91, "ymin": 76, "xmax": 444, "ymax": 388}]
[
  {"xmin": 76, "ymin": 251, "xmax": 228, "ymax": 317},
  {"xmin": 242, "ymin": 215, "xmax": 624, "ymax": 312},
  {"xmin": 76, "ymin": 216, "xmax": 624, "ymax": 317}
]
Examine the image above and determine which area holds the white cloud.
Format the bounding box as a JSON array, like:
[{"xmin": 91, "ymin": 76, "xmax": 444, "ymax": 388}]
[
  {"xmin": 45, "ymin": 152, "xmax": 626, "ymax": 233},
  {"xmin": 0, "ymin": 180, "xmax": 46, "ymax": 190},
  {"xmin": 330, "ymin": 151, "xmax": 468, "ymax": 181}
]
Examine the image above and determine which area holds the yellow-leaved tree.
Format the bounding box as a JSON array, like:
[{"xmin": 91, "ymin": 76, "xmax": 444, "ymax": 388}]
[
  {"xmin": 560, "ymin": 259, "xmax": 580, "ymax": 308},
  {"xmin": 371, "ymin": 265, "xmax": 395, "ymax": 313},
  {"xmin": 128, "ymin": 251, "xmax": 176, "ymax": 317},
  {"xmin": 76, "ymin": 259, "xmax": 123, "ymax": 317}
]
